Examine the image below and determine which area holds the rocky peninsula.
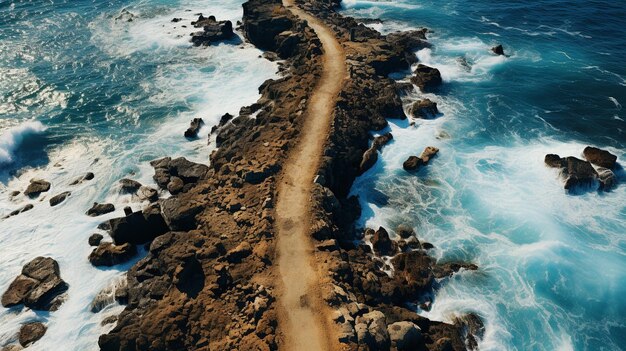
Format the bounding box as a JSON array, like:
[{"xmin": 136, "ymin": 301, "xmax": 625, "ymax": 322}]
[{"xmin": 1, "ymin": 0, "xmax": 485, "ymax": 350}]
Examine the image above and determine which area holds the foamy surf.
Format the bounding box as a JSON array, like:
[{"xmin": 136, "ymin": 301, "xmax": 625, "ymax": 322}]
[{"xmin": 0, "ymin": 121, "xmax": 47, "ymax": 166}]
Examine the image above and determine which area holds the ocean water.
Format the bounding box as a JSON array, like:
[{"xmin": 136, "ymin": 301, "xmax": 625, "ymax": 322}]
[
  {"xmin": 0, "ymin": 0, "xmax": 276, "ymax": 349},
  {"xmin": 343, "ymin": 0, "xmax": 626, "ymax": 350}
]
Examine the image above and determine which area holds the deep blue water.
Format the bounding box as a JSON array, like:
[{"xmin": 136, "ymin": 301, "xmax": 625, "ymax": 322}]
[{"xmin": 344, "ymin": 0, "xmax": 626, "ymax": 350}]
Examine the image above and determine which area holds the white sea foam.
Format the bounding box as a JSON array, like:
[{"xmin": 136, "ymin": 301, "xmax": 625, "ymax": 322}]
[{"xmin": 0, "ymin": 121, "xmax": 47, "ymax": 165}]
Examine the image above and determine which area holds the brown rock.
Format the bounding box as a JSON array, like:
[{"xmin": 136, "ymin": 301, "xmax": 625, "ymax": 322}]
[
  {"xmin": 49, "ymin": 191, "xmax": 70, "ymax": 206},
  {"xmin": 583, "ymin": 146, "xmax": 617, "ymax": 169},
  {"xmin": 24, "ymin": 179, "xmax": 50, "ymax": 198},
  {"xmin": 19, "ymin": 322, "xmax": 46, "ymax": 347},
  {"xmin": 86, "ymin": 202, "xmax": 115, "ymax": 217},
  {"xmin": 408, "ymin": 99, "xmax": 439, "ymax": 118},
  {"xmin": 411, "ymin": 64, "xmax": 442, "ymax": 91},
  {"xmin": 89, "ymin": 243, "xmax": 137, "ymax": 267},
  {"xmin": 1, "ymin": 257, "xmax": 68, "ymax": 310}
]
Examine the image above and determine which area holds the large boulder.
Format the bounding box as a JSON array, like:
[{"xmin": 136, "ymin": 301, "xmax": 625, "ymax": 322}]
[
  {"xmin": 564, "ymin": 157, "xmax": 598, "ymax": 190},
  {"xmin": 411, "ymin": 64, "xmax": 442, "ymax": 91},
  {"xmin": 388, "ymin": 251, "xmax": 436, "ymax": 300},
  {"xmin": 359, "ymin": 133, "xmax": 393, "ymax": 174},
  {"xmin": 387, "ymin": 321, "xmax": 422, "ymax": 350},
  {"xmin": 19, "ymin": 322, "xmax": 47, "ymax": 347},
  {"xmin": 119, "ymin": 178, "xmax": 142, "ymax": 194},
  {"xmin": 583, "ymin": 146, "xmax": 617, "ymax": 169},
  {"xmin": 1, "ymin": 257, "xmax": 68, "ymax": 311},
  {"xmin": 408, "ymin": 99, "xmax": 439, "ymax": 119},
  {"xmin": 89, "ymin": 243, "xmax": 137, "ymax": 267},
  {"xmin": 190, "ymin": 15, "xmax": 235, "ymax": 46},
  {"xmin": 403, "ymin": 146, "xmax": 439, "ymax": 172},
  {"xmin": 150, "ymin": 157, "xmax": 209, "ymax": 191},
  {"xmin": 355, "ymin": 310, "xmax": 390, "ymax": 350},
  {"xmin": 371, "ymin": 227, "xmax": 397, "ymax": 256},
  {"xmin": 24, "ymin": 179, "xmax": 50, "ymax": 198},
  {"xmin": 160, "ymin": 195, "xmax": 204, "ymax": 231},
  {"xmin": 108, "ymin": 204, "xmax": 168, "ymax": 245}
]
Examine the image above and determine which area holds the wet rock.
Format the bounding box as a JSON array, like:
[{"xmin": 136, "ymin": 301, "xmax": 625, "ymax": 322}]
[
  {"xmin": 90, "ymin": 278, "xmax": 127, "ymax": 313},
  {"xmin": 184, "ymin": 118, "xmax": 204, "ymax": 138},
  {"xmin": 563, "ymin": 157, "xmax": 598, "ymax": 190},
  {"xmin": 544, "ymin": 154, "xmax": 565, "ymax": 168},
  {"xmin": 396, "ymin": 224, "xmax": 415, "ymax": 239},
  {"xmin": 387, "ymin": 321, "xmax": 422, "ymax": 350},
  {"xmin": 359, "ymin": 133, "xmax": 393, "ymax": 174},
  {"xmin": 69, "ymin": 172, "xmax": 94, "ymax": 185},
  {"xmin": 454, "ymin": 313, "xmax": 485, "ymax": 348},
  {"xmin": 403, "ymin": 146, "xmax": 439, "ymax": 171},
  {"xmin": 86, "ymin": 202, "xmax": 115, "ymax": 217},
  {"xmin": 171, "ymin": 17, "xmax": 182, "ymax": 23},
  {"xmin": 49, "ymin": 191, "xmax": 70, "ymax": 206},
  {"xmin": 108, "ymin": 204, "xmax": 168, "ymax": 245},
  {"xmin": 115, "ymin": 8, "xmax": 135, "ymax": 22},
  {"xmin": 119, "ymin": 179, "xmax": 142, "ymax": 194},
  {"xmin": 403, "ymin": 156, "xmax": 424, "ymax": 171},
  {"xmin": 24, "ymin": 179, "xmax": 50, "ymax": 198},
  {"xmin": 408, "ymin": 98, "xmax": 439, "ymax": 118},
  {"xmin": 89, "ymin": 233, "xmax": 104, "ymax": 246},
  {"xmin": 597, "ymin": 167, "xmax": 617, "ymax": 190},
  {"xmin": 19, "ymin": 322, "xmax": 46, "ymax": 347},
  {"xmin": 388, "ymin": 251, "xmax": 435, "ymax": 300},
  {"xmin": 137, "ymin": 186, "xmax": 158, "ymax": 202},
  {"xmin": 355, "ymin": 310, "xmax": 390, "ymax": 350},
  {"xmin": 167, "ymin": 176, "xmax": 184, "ymax": 195},
  {"xmin": 191, "ymin": 15, "xmax": 235, "ymax": 46},
  {"xmin": 371, "ymin": 227, "xmax": 397, "ymax": 256},
  {"xmin": 6, "ymin": 204, "xmax": 34, "ymax": 218},
  {"xmin": 583, "ymin": 146, "xmax": 617, "ymax": 169},
  {"xmin": 492, "ymin": 44, "xmax": 505, "ymax": 55},
  {"xmin": 1, "ymin": 257, "xmax": 68, "ymax": 311},
  {"xmin": 89, "ymin": 243, "xmax": 137, "ymax": 267},
  {"xmin": 411, "ymin": 64, "xmax": 442, "ymax": 91}
]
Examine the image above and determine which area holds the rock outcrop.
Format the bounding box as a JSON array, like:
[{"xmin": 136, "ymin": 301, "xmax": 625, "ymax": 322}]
[
  {"xmin": 403, "ymin": 146, "xmax": 439, "ymax": 171},
  {"xmin": 583, "ymin": 146, "xmax": 617, "ymax": 169},
  {"xmin": 1, "ymin": 257, "xmax": 68, "ymax": 311},
  {"xmin": 411, "ymin": 64, "xmax": 442, "ymax": 91},
  {"xmin": 184, "ymin": 118, "xmax": 204, "ymax": 138},
  {"xmin": 49, "ymin": 191, "xmax": 70, "ymax": 206},
  {"xmin": 408, "ymin": 98, "xmax": 439, "ymax": 119},
  {"xmin": 190, "ymin": 15, "xmax": 235, "ymax": 46}
]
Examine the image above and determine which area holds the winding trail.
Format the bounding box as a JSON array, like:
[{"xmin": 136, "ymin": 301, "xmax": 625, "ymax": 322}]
[{"xmin": 275, "ymin": 1, "xmax": 346, "ymax": 350}]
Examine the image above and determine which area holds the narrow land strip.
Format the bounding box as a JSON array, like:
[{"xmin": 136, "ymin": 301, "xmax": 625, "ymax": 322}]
[{"xmin": 275, "ymin": 0, "xmax": 347, "ymax": 350}]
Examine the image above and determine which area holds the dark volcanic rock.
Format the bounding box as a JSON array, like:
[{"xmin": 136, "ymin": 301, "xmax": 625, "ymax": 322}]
[
  {"xmin": 564, "ymin": 157, "xmax": 598, "ymax": 190},
  {"xmin": 89, "ymin": 243, "xmax": 137, "ymax": 267},
  {"xmin": 86, "ymin": 202, "xmax": 115, "ymax": 217},
  {"xmin": 137, "ymin": 186, "xmax": 158, "ymax": 202},
  {"xmin": 184, "ymin": 118, "xmax": 204, "ymax": 138},
  {"xmin": 119, "ymin": 179, "xmax": 142, "ymax": 194},
  {"xmin": 150, "ymin": 157, "xmax": 209, "ymax": 190},
  {"xmin": 24, "ymin": 179, "xmax": 50, "ymax": 198},
  {"xmin": 191, "ymin": 15, "xmax": 234, "ymax": 46},
  {"xmin": 544, "ymin": 154, "xmax": 565, "ymax": 168},
  {"xmin": 1, "ymin": 257, "xmax": 68, "ymax": 311},
  {"xmin": 371, "ymin": 227, "xmax": 397, "ymax": 256},
  {"xmin": 108, "ymin": 204, "xmax": 168, "ymax": 245},
  {"xmin": 583, "ymin": 146, "xmax": 617, "ymax": 169},
  {"xmin": 492, "ymin": 44, "xmax": 504, "ymax": 55},
  {"xmin": 49, "ymin": 191, "xmax": 70, "ymax": 206},
  {"xmin": 359, "ymin": 133, "xmax": 393, "ymax": 174},
  {"xmin": 411, "ymin": 64, "xmax": 442, "ymax": 91},
  {"xmin": 19, "ymin": 322, "xmax": 47, "ymax": 347},
  {"xmin": 89, "ymin": 233, "xmax": 104, "ymax": 246},
  {"xmin": 597, "ymin": 167, "xmax": 617, "ymax": 190},
  {"xmin": 408, "ymin": 98, "xmax": 439, "ymax": 119}
]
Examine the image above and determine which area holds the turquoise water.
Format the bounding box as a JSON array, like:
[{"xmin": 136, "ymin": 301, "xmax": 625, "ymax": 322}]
[
  {"xmin": 344, "ymin": 1, "xmax": 626, "ymax": 350},
  {"xmin": 0, "ymin": 0, "xmax": 275, "ymax": 349}
]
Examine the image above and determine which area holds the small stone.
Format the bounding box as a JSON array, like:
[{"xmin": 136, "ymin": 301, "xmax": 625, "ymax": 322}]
[
  {"xmin": 88, "ymin": 233, "xmax": 104, "ymax": 246},
  {"xmin": 49, "ymin": 191, "xmax": 71, "ymax": 206}
]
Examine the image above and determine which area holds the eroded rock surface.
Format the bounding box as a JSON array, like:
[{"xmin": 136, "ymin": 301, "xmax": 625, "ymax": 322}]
[{"xmin": 2, "ymin": 257, "xmax": 68, "ymax": 311}]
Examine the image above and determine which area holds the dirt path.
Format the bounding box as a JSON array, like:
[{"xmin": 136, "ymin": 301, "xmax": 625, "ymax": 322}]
[{"xmin": 274, "ymin": 1, "xmax": 346, "ymax": 350}]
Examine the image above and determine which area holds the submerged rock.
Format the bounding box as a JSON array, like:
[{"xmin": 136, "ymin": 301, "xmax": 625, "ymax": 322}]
[
  {"xmin": 69, "ymin": 172, "xmax": 94, "ymax": 185},
  {"xmin": 492, "ymin": 44, "xmax": 505, "ymax": 55},
  {"xmin": 119, "ymin": 179, "xmax": 142, "ymax": 194},
  {"xmin": 19, "ymin": 322, "xmax": 47, "ymax": 347},
  {"xmin": 24, "ymin": 179, "xmax": 50, "ymax": 198},
  {"xmin": 49, "ymin": 191, "xmax": 70, "ymax": 206},
  {"xmin": 1, "ymin": 257, "xmax": 68, "ymax": 311},
  {"xmin": 411, "ymin": 64, "xmax": 442, "ymax": 91},
  {"xmin": 5, "ymin": 204, "xmax": 34, "ymax": 218}
]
